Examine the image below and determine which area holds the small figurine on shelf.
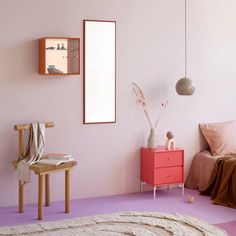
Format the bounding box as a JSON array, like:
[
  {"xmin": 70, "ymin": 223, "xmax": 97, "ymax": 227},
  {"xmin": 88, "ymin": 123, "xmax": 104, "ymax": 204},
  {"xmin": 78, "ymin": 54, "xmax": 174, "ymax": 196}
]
[
  {"xmin": 47, "ymin": 65, "xmax": 63, "ymax": 74},
  {"xmin": 165, "ymin": 131, "xmax": 176, "ymax": 150},
  {"xmin": 46, "ymin": 46, "xmax": 55, "ymax": 50},
  {"xmin": 61, "ymin": 43, "xmax": 66, "ymax": 50},
  {"xmin": 57, "ymin": 43, "xmax": 60, "ymax": 50}
]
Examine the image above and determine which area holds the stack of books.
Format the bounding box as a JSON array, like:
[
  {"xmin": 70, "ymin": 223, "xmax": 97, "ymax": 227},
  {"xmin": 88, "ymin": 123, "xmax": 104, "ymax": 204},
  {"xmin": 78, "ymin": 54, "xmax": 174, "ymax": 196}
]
[{"xmin": 38, "ymin": 153, "xmax": 74, "ymax": 166}]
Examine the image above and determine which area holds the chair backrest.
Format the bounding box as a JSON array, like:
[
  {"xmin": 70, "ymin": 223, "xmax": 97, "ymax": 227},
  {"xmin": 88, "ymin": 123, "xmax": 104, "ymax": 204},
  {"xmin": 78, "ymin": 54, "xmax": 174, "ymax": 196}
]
[{"xmin": 14, "ymin": 122, "xmax": 54, "ymax": 161}]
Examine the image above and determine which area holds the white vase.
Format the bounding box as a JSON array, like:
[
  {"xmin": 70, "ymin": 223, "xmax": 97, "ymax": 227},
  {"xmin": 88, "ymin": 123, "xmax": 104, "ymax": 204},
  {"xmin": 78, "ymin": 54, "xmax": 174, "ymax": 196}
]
[{"xmin": 147, "ymin": 128, "xmax": 157, "ymax": 149}]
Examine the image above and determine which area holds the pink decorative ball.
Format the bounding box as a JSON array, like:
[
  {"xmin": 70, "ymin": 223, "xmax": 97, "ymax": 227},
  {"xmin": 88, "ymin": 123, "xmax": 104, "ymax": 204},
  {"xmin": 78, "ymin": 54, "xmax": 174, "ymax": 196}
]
[{"xmin": 188, "ymin": 195, "xmax": 195, "ymax": 203}]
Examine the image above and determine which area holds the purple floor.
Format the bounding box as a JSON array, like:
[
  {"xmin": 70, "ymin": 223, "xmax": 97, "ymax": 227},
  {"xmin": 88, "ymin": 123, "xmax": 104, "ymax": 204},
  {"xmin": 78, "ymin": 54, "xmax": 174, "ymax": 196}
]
[{"xmin": 0, "ymin": 188, "xmax": 235, "ymax": 235}]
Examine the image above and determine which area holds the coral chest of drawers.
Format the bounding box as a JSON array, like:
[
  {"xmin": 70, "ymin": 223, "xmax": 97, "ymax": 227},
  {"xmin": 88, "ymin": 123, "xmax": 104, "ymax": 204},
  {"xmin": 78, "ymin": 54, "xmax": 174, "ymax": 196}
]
[{"xmin": 140, "ymin": 147, "xmax": 184, "ymax": 198}]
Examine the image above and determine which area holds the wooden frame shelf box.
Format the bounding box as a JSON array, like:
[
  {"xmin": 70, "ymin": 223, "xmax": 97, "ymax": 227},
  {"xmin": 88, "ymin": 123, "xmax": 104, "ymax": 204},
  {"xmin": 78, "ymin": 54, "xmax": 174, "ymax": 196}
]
[{"xmin": 39, "ymin": 37, "xmax": 80, "ymax": 75}]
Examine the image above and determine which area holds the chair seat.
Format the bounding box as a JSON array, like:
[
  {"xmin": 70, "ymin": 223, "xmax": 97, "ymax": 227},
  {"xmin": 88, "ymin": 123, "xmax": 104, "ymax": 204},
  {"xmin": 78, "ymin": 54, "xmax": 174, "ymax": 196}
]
[{"xmin": 12, "ymin": 160, "xmax": 77, "ymax": 175}]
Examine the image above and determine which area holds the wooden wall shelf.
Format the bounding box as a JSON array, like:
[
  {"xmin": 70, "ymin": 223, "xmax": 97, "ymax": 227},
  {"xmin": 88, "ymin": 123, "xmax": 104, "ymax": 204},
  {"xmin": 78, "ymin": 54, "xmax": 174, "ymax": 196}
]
[{"xmin": 39, "ymin": 37, "xmax": 80, "ymax": 75}]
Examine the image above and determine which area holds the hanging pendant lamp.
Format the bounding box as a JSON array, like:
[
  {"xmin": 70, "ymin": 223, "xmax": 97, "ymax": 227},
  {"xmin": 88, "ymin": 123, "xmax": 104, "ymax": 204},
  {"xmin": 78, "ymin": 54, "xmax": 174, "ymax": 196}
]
[{"xmin": 176, "ymin": 0, "xmax": 195, "ymax": 95}]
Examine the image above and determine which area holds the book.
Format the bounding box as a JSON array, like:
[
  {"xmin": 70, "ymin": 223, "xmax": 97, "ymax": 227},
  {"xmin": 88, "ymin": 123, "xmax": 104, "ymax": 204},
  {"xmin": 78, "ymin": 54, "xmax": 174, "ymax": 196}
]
[
  {"xmin": 46, "ymin": 153, "xmax": 72, "ymax": 161},
  {"xmin": 38, "ymin": 157, "xmax": 74, "ymax": 166}
]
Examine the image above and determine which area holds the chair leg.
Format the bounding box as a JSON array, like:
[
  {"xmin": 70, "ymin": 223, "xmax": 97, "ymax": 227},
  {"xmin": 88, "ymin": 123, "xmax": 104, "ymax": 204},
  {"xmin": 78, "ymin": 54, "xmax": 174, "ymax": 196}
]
[
  {"xmin": 45, "ymin": 174, "xmax": 50, "ymax": 207},
  {"xmin": 18, "ymin": 181, "xmax": 24, "ymax": 213},
  {"xmin": 65, "ymin": 170, "xmax": 70, "ymax": 213},
  {"xmin": 38, "ymin": 175, "xmax": 44, "ymax": 220}
]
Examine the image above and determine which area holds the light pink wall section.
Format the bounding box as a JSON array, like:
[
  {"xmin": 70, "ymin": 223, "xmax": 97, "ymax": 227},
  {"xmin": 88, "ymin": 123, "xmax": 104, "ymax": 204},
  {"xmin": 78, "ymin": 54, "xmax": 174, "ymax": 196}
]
[{"xmin": 0, "ymin": 0, "xmax": 236, "ymax": 207}]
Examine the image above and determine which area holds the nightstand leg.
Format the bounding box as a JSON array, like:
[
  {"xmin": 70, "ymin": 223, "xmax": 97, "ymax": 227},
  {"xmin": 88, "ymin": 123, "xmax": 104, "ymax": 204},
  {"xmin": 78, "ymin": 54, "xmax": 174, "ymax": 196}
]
[
  {"xmin": 167, "ymin": 185, "xmax": 170, "ymax": 190},
  {"xmin": 140, "ymin": 181, "xmax": 143, "ymax": 192},
  {"xmin": 182, "ymin": 184, "xmax": 184, "ymax": 196},
  {"xmin": 153, "ymin": 187, "xmax": 156, "ymax": 199}
]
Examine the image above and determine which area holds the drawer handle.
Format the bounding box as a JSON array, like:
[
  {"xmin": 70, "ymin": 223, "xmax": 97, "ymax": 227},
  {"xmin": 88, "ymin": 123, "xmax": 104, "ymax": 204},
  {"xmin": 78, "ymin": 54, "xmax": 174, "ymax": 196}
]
[{"xmin": 167, "ymin": 175, "xmax": 170, "ymax": 178}]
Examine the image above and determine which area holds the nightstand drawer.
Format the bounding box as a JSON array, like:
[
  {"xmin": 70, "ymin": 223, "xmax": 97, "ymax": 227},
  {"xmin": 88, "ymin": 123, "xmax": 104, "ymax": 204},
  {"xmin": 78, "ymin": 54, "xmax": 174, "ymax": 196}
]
[
  {"xmin": 154, "ymin": 167, "xmax": 183, "ymax": 185},
  {"xmin": 154, "ymin": 151, "xmax": 183, "ymax": 168}
]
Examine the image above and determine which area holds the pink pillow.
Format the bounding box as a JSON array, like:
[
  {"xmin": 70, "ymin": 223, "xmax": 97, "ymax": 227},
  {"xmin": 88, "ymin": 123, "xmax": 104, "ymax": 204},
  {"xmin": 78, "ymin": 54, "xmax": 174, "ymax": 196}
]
[{"xmin": 199, "ymin": 120, "xmax": 236, "ymax": 155}]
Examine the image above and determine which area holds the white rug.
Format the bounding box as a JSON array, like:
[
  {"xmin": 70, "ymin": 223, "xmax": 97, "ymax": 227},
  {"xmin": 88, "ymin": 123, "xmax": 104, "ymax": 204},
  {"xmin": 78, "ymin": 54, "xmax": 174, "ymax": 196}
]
[{"xmin": 0, "ymin": 211, "xmax": 227, "ymax": 236}]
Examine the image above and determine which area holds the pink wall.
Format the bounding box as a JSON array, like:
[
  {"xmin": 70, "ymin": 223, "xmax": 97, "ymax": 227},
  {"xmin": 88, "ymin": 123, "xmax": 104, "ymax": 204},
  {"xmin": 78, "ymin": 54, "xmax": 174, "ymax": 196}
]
[{"xmin": 0, "ymin": 0, "xmax": 236, "ymax": 207}]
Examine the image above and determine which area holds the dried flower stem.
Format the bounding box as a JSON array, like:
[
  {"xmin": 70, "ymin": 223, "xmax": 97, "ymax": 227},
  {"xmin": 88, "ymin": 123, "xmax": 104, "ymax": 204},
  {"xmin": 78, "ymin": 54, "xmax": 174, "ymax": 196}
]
[
  {"xmin": 132, "ymin": 82, "xmax": 168, "ymax": 129},
  {"xmin": 132, "ymin": 83, "xmax": 153, "ymax": 128},
  {"xmin": 154, "ymin": 100, "xmax": 168, "ymax": 129}
]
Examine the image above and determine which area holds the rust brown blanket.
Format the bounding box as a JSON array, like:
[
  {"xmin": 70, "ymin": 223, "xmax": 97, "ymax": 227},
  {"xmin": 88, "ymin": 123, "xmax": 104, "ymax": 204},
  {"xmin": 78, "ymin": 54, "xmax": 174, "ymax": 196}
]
[{"xmin": 201, "ymin": 155, "xmax": 236, "ymax": 208}]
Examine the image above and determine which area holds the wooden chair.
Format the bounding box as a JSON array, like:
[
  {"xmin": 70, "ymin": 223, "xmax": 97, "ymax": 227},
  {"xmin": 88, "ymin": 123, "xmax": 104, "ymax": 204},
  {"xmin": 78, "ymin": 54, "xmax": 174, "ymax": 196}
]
[{"xmin": 12, "ymin": 122, "xmax": 77, "ymax": 220}]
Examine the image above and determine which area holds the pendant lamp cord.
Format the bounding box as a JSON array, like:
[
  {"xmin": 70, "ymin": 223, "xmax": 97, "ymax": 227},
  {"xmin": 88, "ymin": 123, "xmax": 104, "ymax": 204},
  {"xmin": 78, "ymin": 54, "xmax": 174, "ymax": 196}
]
[{"xmin": 185, "ymin": 0, "xmax": 187, "ymax": 78}]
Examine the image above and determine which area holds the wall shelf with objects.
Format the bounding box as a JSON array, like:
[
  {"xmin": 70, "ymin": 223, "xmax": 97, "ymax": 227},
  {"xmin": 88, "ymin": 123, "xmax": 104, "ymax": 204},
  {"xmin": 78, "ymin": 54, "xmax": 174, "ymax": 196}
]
[{"xmin": 39, "ymin": 37, "xmax": 80, "ymax": 75}]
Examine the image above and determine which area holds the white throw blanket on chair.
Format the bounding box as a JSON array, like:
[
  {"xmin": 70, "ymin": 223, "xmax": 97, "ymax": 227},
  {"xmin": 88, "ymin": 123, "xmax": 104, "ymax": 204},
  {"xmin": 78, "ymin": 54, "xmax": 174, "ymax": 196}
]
[{"xmin": 17, "ymin": 123, "xmax": 45, "ymax": 185}]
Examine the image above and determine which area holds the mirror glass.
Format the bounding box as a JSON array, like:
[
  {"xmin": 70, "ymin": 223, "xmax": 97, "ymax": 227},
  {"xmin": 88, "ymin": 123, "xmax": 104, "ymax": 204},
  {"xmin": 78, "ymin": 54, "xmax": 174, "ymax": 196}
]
[{"xmin": 84, "ymin": 20, "xmax": 116, "ymax": 124}]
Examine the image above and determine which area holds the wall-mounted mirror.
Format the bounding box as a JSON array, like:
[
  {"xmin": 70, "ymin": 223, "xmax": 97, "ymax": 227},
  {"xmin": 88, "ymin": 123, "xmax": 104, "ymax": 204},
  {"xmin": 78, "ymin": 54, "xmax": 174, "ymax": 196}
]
[{"xmin": 83, "ymin": 20, "xmax": 116, "ymax": 124}]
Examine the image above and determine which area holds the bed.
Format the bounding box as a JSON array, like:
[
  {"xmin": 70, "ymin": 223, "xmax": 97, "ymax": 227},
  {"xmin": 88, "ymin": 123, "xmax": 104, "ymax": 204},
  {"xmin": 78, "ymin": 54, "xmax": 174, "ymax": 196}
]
[
  {"xmin": 185, "ymin": 150, "xmax": 222, "ymax": 191},
  {"xmin": 186, "ymin": 120, "xmax": 236, "ymax": 208}
]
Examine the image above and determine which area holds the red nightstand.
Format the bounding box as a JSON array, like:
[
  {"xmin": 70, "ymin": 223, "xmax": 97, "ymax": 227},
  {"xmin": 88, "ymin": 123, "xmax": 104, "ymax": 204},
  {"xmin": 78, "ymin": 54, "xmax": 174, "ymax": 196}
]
[{"xmin": 140, "ymin": 146, "xmax": 184, "ymax": 198}]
